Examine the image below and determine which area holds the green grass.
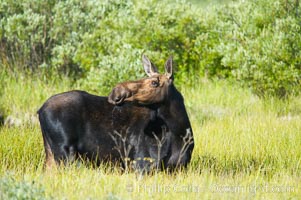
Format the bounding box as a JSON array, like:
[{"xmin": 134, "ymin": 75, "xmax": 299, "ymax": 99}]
[
  {"xmin": 188, "ymin": 0, "xmax": 233, "ymax": 7},
  {"xmin": 1, "ymin": 71, "xmax": 301, "ymax": 199}
]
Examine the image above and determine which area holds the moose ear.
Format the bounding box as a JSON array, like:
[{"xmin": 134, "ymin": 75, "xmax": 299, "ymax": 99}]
[
  {"xmin": 142, "ymin": 54, "xmax": 159, "ymax": 77},
  {"xmin": 165, "ymin": 56, "xmax": 173, "ymax": 79}
]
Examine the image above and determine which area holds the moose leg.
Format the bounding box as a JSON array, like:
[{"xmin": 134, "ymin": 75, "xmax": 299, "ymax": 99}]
[
  {"xmin": 44, "ymin": 145, "xmax": 76, "ymax": 171},
  {"xmin": 42, "ymin": 128, "xmax": 76, "ymax": 167},
  {"xmin": 41, "ymin": 127, "xmax": 57, "ymax": 170},
  {"xmin": 43, "ymin": 138, "xmax": 76, "ymax": 170},
  {"xmin": 130, "ymin": 134, "xmax": 155, "ymax": 173},
  {"xmin": 167, "ymin": 136, "xmax": 194, "ymax": 170},
  {"xmin": 50, "ymin": 144, "xmax": 76, "ymax": 165},
  {"xmin": 44, "ymin": 140, "xmax": 56, "ymax": 170}
]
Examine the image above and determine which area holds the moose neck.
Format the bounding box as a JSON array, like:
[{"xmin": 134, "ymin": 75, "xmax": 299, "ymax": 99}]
[
  {"xmin": 165, "ymin": 84, "xmax": 184, "ymax": 106},
  {"xmin": 154, "ymin": 84, "xmax": 191, "ymax": 136}
]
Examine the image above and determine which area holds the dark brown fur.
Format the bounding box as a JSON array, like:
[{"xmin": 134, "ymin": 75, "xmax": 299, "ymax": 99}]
[
  {"xmin": 38, "ymin": 55, "xmax": 194, "ymax": 172},
  {"xmin": 108, "ymin": 55, "xmax": 194, "ymax": 169}
]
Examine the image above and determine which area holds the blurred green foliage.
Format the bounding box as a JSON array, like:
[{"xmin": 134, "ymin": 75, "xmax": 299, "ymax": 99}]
[
  {"xmin": 210, "ymin": 0, "xmax": 301, "ymax": 97},
  {"xmin": 0, "ymin": 176, "xmax": 47, "ymax": 200},
  {"xmin": 0, "ymin": 0, "xmax": 300, "ymax": 96}
]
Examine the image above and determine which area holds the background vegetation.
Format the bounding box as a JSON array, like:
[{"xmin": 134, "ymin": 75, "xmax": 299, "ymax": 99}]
[
  {"xmin": 1, "ymin": 0, "xmax": 301, "ymax": 96},
  {"xmin": 1, "ymin": 0, "xmax": 301, "ymax": 199}
]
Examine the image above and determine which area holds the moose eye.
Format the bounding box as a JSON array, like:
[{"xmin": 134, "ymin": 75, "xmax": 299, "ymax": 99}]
[{"xmin": 151, "ymin": 80, "xmax": 159, "ymax": 87}]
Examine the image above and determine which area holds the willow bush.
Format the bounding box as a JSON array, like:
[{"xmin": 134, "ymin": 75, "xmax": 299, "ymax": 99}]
[{"xmin": 1, "ymin": 0, "xmax": 300, "ymax": 96}]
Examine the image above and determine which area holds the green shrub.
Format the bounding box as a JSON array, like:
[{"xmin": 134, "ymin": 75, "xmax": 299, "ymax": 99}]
[
  {"xmin": 0, "ymin": 176, "xmax": 47, "ymax": 200},
  {"xmin": 206, "ymin": 0, "xmax": 301, "ymax": 96},
  {"xmin": 1, "ymin": 0, "xmax": 301, "ymax": 96},
  {"xmin": 0, "ymin": 0, "xmax": 55, "ymax": 69},
  {"xmin": 75, "ymin": 0, "xmax": 205, "ymax": 93},
  {"xmin": 0, "ymin": 0, "xmax": 205, "ymax": 93},
  {"xmin": 0, "ymin": 0, "xmax": 131, "ymax": 73}
]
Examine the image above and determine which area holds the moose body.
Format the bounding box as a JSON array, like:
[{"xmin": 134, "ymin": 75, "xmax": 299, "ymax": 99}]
[{"xmin": 38, "ymin": 55, "xmax": 194, "ymax": 171}]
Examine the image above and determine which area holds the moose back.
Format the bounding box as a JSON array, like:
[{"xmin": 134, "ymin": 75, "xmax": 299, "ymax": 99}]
[{"xmin": 38, "ymin": 55, "xmax": 194, "ymax": 172}]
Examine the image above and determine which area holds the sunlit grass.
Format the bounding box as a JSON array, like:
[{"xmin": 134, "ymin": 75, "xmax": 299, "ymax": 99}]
[{"xmin": 1, "ymin": 72, "xmax": 301, "ymax": 199}]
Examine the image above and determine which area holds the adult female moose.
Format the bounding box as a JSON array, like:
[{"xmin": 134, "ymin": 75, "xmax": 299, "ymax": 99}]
[{"xmin": 38, "ymin": 55, "xmax": 194, "ymax": 172}]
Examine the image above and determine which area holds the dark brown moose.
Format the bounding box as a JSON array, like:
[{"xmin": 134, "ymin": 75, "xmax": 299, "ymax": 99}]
[{"xmin": 38, "ymin": 55, "xmax": 194, "ymax": 172}]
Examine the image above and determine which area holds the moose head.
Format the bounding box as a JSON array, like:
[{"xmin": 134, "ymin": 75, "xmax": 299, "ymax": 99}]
[{"xmin": 108, "ymin": 55, "xmax": 174, "ymax": 105}]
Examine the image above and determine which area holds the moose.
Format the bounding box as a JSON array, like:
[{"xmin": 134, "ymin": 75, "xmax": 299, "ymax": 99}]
[{"xmin": 38, "ymin": 55, "xmax": 194, "ymax": 172}]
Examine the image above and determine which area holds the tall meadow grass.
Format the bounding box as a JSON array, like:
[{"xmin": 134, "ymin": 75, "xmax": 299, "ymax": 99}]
[{"xmin": 0, "ymin": 71, "xmax": 300, "ymax": 199}]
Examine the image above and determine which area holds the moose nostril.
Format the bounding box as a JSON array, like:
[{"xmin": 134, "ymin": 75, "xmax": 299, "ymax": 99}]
[
  {"xmin": 107, "ymin": 86, "xmax": 128, "ymax": 105},
  {"xmin": 115, "ymin": 96, "xmax": 125, "ymax": 104}
]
